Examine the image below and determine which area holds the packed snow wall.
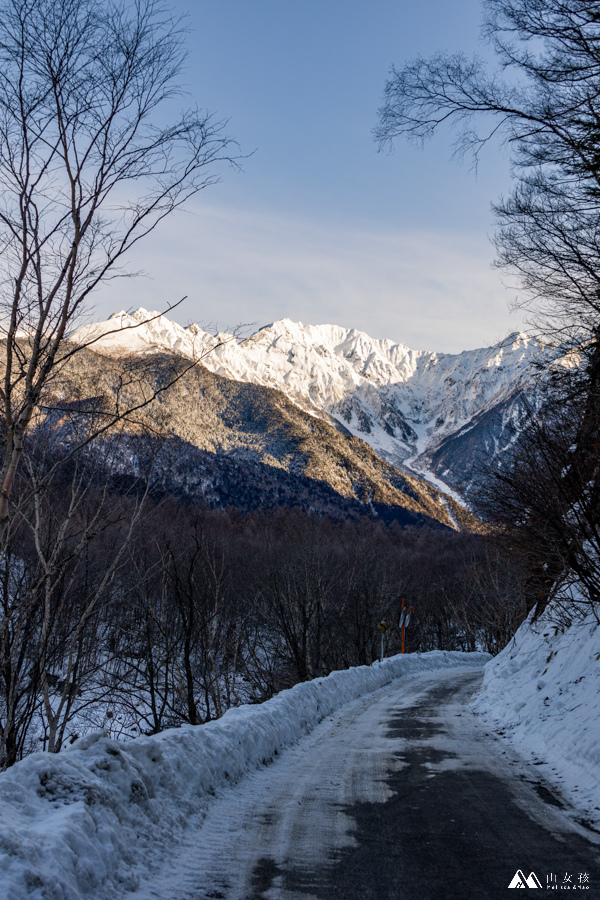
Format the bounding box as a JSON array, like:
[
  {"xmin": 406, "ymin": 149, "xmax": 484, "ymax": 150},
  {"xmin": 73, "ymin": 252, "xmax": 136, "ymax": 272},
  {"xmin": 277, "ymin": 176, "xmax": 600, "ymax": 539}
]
[{"xmin": 0, "ymin": 650, "xmax": 488, "ymax": 899}]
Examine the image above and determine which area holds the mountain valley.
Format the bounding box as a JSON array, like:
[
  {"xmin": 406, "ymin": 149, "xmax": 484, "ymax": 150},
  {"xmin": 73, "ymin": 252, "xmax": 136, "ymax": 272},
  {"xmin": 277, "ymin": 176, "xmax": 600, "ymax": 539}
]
[
  {"xmin": 42, "ymin": 345, "xmax": 471, "ymax": 529},
  {"xmin": 72, "ymin": 309, "xmax": 565, "ymax": 501}
]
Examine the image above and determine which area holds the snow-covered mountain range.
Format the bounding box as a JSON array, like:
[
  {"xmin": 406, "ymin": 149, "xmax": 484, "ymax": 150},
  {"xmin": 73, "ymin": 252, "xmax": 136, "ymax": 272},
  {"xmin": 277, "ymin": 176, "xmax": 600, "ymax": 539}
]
[{"xmin": 72, "ymin": 309, "xmax": 560, "ymax": 497}]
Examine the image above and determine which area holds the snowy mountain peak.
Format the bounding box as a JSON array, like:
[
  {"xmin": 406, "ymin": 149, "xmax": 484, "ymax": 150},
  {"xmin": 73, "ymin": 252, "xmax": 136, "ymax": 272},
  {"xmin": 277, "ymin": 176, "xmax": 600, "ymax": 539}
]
[{"xmin": 71, "ymin": 309, "xmax": 560, "ymax": 496}]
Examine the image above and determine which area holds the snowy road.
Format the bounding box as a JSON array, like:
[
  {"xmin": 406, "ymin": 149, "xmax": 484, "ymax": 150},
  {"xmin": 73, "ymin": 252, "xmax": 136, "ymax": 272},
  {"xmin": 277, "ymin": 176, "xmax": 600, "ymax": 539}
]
[{"xmin": 134, "ymin": 668, "xmax": 600, "ymax": 900}]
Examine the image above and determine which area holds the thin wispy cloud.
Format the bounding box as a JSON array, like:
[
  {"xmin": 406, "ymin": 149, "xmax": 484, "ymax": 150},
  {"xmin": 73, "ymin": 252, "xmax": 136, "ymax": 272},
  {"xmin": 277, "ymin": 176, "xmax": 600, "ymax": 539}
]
[{"xmin": 95, "ymin": 203, "xmax": 526, "ymax": 354}]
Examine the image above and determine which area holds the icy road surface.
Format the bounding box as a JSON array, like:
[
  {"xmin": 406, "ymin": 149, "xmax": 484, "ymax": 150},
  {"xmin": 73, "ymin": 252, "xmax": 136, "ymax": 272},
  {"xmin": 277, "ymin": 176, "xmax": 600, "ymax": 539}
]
[{"xmin": 134, "ymin": 668, "xmax": 600, "ymax": 900}]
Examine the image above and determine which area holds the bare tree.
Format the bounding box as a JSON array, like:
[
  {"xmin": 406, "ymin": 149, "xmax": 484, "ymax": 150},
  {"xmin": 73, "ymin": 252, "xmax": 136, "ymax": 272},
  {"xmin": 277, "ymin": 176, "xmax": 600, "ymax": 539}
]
[
  {"xmin": 0, "ymin": 412, "xmax": 157, "ymax": 762},
  {"xmin": 375, "ymin": 0, "xmax": 600, "ymax": 617},
  {"xmin": 375, "ymin": 0, "xmax": 600, "ymax": 339},
  {"xmin": 0, "ymin": 0, "xmax": 237, "ymax": 537},
  {"xmin": 474, "ymin": 377, "xmax": 600, "ymax": 617}
]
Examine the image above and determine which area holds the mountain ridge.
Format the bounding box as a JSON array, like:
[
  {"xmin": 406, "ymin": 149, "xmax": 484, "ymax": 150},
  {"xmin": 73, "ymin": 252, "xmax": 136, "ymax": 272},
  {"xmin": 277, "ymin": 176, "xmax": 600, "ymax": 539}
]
[
  {"xmin": 36, "ymin": 345, "xmax": 474, "ymax": 530},
  {"xmin": 71, "ymin": 309, "xmax": 562, "ymax": 498}
]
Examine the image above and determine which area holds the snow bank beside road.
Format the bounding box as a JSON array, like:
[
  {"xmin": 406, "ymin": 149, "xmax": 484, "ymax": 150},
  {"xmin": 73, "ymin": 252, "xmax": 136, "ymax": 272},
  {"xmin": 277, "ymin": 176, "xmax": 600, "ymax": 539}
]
[
  {"xmin": 474, "ymin": 607, "xmax": 600, "ymax": 825},
  {"xmin": 0, "ymin": 650, "xmax": 488, "ymax": 900}
]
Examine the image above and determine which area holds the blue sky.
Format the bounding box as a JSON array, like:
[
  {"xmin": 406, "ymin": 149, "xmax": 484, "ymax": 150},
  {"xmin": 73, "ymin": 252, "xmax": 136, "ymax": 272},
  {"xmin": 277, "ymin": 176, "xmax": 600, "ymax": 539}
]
[{"xmin": 98, "ymin": 0, "xmax": 526, "ymax": 353}]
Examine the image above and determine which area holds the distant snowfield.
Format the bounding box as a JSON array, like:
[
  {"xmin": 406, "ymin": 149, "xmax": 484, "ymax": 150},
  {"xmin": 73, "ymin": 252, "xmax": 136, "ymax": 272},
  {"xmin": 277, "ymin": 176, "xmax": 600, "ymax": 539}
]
[
  {"xmin": 474, "ymin": 606, "xmax": 600, "ymax": 827},
  {"xmin": 0, "ymin": 650, "xmax": 487, "ymax": 900}
]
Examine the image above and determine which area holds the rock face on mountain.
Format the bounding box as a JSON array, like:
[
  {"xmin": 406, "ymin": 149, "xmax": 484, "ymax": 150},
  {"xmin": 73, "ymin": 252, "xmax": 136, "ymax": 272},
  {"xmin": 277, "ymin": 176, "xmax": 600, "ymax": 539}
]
[
  {"xmin": 72, "ymin": 310, "xmax": 560, "ymax": 498},
  {"xmin": 41, "ymin": 347, "xmax": 471, "ymax": 530}
]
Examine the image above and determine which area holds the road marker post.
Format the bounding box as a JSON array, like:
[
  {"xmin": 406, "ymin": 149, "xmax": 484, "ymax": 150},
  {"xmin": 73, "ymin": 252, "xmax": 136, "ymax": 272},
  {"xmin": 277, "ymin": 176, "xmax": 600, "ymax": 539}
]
[
  {"xmin": 398, "ymin": 599, "xmax": 414, "ymax": 654},
  {"xmin": 377, "ymin": 621, "xmax": 390, "ymax": 662}
]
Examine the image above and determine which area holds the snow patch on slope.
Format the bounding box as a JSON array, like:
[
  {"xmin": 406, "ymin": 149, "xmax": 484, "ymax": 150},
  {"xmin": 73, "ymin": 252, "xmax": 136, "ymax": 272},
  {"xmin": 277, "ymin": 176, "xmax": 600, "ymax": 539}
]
[
  {"xmin": 474, "ymin": 607, "xmax": 600, "ymax": 826},
  {"xmin": 0, "ymin": 651, "xmax": 488, "ymax": 900}
]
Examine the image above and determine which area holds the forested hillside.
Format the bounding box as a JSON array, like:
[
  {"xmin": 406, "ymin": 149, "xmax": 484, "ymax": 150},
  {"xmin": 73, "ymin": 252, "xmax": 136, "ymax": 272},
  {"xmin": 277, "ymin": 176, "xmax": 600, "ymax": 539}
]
[{"xmin": 1, "ymin": 340, "xmax": 517, "ymax": 768}]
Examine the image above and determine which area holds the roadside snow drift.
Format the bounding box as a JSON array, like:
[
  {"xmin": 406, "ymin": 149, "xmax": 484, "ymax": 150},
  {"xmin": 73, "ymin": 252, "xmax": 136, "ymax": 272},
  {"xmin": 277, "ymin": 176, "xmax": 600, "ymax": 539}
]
[
  {"xmin": 474, "ymin": 607, "xmax": 600, "ymax": 825},
  {"xmin": 0, "ymin": 650, "xmax": 488, "ymax": 899}
]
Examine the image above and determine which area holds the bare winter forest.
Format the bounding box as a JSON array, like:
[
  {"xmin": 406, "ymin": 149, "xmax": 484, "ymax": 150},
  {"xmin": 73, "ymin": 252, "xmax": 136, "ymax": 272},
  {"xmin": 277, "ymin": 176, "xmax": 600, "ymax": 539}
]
[
  {"xmin": 0, "ymin": 426, "xmax": 527, "ymax": 768},
  {"xmin": 1, "ymin": 0, "xmax": 600, "ymax": 787}
]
